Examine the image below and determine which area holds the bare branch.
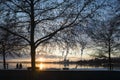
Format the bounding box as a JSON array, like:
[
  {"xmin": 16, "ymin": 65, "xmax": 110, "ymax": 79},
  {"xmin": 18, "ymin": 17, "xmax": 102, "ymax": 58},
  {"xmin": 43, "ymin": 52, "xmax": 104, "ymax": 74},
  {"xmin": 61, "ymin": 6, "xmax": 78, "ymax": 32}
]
[
  {"xmin": 34, "ymin": 0, "xmax": 106, "ymax": 48},
  {"xmin": 8, "ymin": 0, "xmax": 31, "ymax": 15},
  {"xmin": 35, "ymin": 2, "xmax": 72, "ymax": 24},
  {"xmin": 0, "ymin": 26, "xmax": 30, "ymax": 44}
]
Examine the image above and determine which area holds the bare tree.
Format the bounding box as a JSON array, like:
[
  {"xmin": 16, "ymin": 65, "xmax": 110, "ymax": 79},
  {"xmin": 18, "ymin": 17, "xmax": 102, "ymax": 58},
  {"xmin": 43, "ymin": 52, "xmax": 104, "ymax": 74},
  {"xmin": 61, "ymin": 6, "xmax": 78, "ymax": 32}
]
[
  {"xmin": 86, "ymin": 15, "xmax": 120, "ymax": 70},
  {"xmin": 86, "ymin": 0, "xmax": 120, "ymax": 70},
  {"xmin": 78, "ymin": 34, "xmax": 88, "ymax": 60},
  {"xmin": 0, "ymin": 0, "xmax": 106, "ymax": 71},
  {"xmin": 0, "ymin": 27, "xmax": 24, "ymax": 69},
  {"xmin": 73, "ymin": 26, "xmax": 89, "ymax": 60},
  {"xmin": 0, "ymin": 7, "xmax": 25, "ymax": 69}
]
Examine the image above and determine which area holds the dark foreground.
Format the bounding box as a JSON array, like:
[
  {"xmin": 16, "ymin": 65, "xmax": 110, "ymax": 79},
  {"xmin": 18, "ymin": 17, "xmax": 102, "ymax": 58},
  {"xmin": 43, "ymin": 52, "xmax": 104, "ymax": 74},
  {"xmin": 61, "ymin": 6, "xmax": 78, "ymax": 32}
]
[{"xmin": 0, "ymin": 70, "xmax": 120, "ymax": 80}]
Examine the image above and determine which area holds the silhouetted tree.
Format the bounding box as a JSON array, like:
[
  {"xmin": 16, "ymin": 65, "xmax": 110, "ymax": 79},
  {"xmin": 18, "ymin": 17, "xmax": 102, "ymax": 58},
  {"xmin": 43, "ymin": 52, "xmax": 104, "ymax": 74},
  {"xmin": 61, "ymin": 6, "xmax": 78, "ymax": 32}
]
[
  {"xmin": 0, "ymin": 0, "xmax": 106, "ymax": 72},
  {"xmin": 0, "ymin": 21, "xmax": 24, "ymax": 70},
  {"xmin": 87, "ymin": 15, "xmax": 120, "ymax": 70},
  {"xmin": 86, "ymin": 0, "xmax": 120, "ymax": 70}
]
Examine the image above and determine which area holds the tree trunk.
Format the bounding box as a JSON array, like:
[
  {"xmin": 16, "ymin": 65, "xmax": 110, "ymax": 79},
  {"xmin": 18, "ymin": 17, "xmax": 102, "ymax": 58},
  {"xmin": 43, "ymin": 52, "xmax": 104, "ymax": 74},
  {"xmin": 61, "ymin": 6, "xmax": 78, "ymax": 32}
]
[
  {"xmin": 64, "ymin": 46, "xmax": 69, "ymax": 61},
  {"xmin": 2, "ymin": 44, "xmax": 6, "ymax": 69},
  {"xmin": 3, "ymin": 53, "xmax": 6, "ymax": 69},
  {"xmin": 108, "ymin": 40, "xmax": 112, "ymax": 70},
  {"xmin": 31, "ymin": 45, "xmax": 36, "ymax": 71},
  {"xmin": 81, "ymin": 48, "xmax": 84, "ymax": 61},
  {"xmin": 30, "ymin": 0, "xmax": 36, "ymax": 72}
]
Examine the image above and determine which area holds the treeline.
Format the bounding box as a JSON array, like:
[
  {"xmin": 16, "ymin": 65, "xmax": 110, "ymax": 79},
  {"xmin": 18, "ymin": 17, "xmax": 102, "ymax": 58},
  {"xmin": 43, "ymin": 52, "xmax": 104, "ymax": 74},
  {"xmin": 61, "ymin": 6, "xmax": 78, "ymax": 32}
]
[{"xmin": 76, "ymin": 57, "xmax": 120, "ymax": 67}]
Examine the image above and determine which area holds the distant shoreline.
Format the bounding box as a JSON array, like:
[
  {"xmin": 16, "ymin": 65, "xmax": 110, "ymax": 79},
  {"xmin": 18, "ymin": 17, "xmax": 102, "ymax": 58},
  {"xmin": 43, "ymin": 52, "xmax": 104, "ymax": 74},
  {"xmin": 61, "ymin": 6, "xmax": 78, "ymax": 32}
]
[
  {"xmin": 0, "ymin": 61, "xmax": 60, "ymax": 64},
  {"xmin": 0, "ymin": 58, "xmax": 120, "ymax": 67}
]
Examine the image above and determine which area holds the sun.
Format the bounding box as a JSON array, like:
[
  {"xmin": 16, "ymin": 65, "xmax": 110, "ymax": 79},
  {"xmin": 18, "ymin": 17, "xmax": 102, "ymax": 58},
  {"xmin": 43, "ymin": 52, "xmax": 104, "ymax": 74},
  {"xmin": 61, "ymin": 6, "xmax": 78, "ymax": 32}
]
[{"xmin": 39, "ymin": 57, "xmax": 45, "ymax": 62}]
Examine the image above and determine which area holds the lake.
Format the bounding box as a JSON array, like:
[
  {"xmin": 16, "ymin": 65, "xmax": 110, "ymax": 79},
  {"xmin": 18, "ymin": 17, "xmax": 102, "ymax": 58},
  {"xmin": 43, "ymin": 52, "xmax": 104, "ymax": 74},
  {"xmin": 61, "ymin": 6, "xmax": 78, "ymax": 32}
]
[{"xmin": 1, "ymin": 62, "xmax": 120, "ymax": 71}]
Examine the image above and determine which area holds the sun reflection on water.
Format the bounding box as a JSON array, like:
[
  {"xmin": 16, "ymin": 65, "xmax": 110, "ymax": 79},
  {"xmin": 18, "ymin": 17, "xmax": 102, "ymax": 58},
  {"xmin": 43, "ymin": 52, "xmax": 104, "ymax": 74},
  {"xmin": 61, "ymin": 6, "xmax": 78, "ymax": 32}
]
[{"xmin": 39, "ymin": 63, "xmax": 44, "ymax": 70}]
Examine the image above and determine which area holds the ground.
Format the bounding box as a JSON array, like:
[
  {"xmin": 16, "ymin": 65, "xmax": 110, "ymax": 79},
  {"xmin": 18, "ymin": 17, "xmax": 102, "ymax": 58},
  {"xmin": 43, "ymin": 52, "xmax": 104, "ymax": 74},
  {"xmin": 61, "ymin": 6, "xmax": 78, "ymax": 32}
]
[{"xmin": 0, "ymin": 70, "xmax": 120, "ymax": 80}]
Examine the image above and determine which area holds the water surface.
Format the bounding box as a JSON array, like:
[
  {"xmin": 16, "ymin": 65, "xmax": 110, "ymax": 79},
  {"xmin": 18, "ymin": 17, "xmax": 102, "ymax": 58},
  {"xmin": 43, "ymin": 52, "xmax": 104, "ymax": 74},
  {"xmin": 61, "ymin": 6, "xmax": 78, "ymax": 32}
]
[{"xmin": 1, "ymin": 62, "xmax": 120, "ymax": 71}]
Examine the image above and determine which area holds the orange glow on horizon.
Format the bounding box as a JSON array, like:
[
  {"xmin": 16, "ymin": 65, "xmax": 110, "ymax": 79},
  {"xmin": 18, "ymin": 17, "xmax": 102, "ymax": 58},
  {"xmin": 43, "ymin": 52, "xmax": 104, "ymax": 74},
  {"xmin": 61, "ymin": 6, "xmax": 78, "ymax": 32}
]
[{"xmin": 38, "ymin": 57, "xmax": 45, "ymax": 62}]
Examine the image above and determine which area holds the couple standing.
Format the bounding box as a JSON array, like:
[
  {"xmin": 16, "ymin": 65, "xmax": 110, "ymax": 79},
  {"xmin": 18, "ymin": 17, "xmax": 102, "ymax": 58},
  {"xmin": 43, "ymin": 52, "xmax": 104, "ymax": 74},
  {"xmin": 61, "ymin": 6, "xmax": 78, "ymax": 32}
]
[{"xmin": 16, "ymin": 63, "xmax": 22, "ymax": 69}]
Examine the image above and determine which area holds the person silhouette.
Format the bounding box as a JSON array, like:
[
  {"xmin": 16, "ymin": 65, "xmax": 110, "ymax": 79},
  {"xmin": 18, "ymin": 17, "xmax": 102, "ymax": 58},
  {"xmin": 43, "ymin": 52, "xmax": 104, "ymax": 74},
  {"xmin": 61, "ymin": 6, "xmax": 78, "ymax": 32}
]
[
  {"xmin": 19, "ymin": 63, "xmax": 22, "ymax": 69},
  {"xmin": 16, "ymin": 63, "xmax": 19, "ymax": 69}
]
